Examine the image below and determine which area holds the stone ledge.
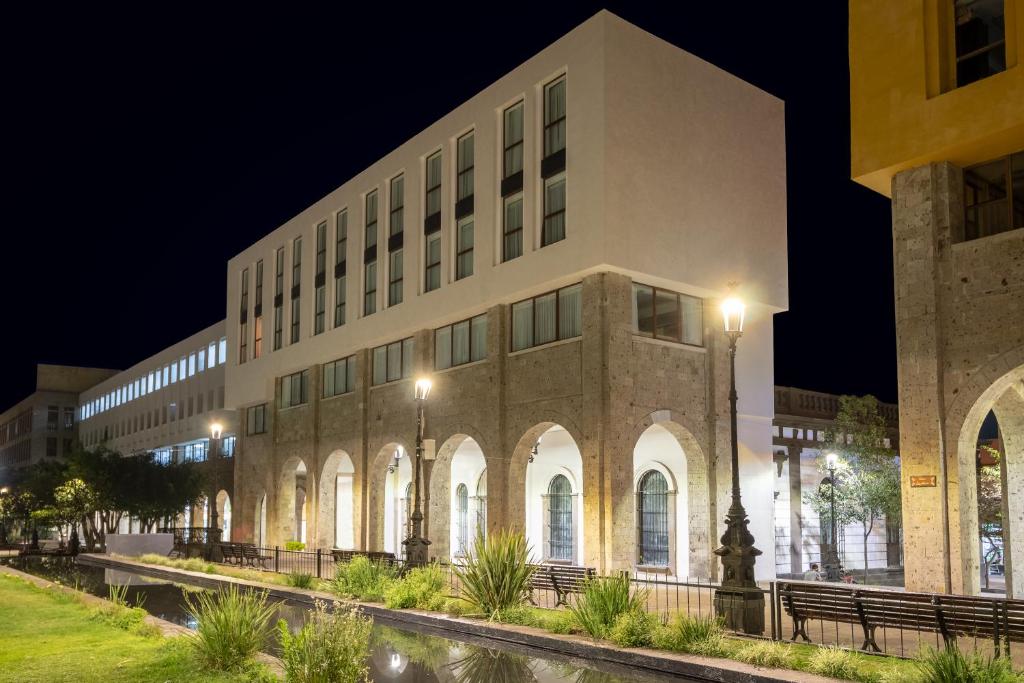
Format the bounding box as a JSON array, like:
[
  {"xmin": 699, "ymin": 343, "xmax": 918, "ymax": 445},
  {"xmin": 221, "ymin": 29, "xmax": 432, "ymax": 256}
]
[{"xmin": 78, "ymin": 554, "xmax": 838, "ymax": 683}]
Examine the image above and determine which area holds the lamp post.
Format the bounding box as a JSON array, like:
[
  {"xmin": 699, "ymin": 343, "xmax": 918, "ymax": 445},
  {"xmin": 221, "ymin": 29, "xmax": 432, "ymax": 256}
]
[
  {"xmin": 403, "ymin": 378, "xmax": 432, "ymax": 566},
  {"xmin": 713, "ymin": 296, "xmax": 765, "ymax": 634},
  {"xmin": 822, "ymin": 452, "xmax": 841, "ymax": 581},
  {"xmin": 208, "ymin": 422, "xmax": 223, "ymax": 545}
]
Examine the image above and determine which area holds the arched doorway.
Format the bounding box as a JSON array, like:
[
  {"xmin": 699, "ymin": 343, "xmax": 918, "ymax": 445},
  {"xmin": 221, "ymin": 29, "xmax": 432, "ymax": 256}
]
[
  {"xmin": 318, "ymin": 450, "xmax": 356, "ymax": 549},
  {"xmin": 381, "ymin": 445, "xmax": 412, "ymax": 556},
  {"xmin": 278, "ymin": 457, "xmax": 313, "ymax": 545},
  {"xmin": 631, "ymin": 416, "xmax": 710, "ymax": 579},
  {"xmin": 521, "ymin": 424, "xmax": 584, "ymax": 565},
  {"xmin": 429, "ymin": 434, "xmax": 487, "ymax": 560},
  {"xmin": 216, "ymin": 490, "xmax": 232, "ymax": 542}
]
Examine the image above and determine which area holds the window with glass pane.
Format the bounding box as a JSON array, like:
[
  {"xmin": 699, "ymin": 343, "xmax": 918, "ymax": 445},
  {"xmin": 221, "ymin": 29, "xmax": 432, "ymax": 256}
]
[
  {"xmin": 323, "ymin": 355, "xmax": 356, "ymax": 398},
  {"xmin": 547, "ymin": 474, "xmax": 573, "ymax": 561},
  {"xmin": 364, "ymin": 261, "xmax": 376, "ymax": 315},
  {"xmin": 470, "ymin": 314, "xmax": 487, "ymax": 362},
  {"xmin": 654, "ymin": 289, "xmax": 679, "ymax": 341},
  {"xmin": 388, "ymin": 249, "xmax": 403, "ymax": 306},
  {"xmin": 239, "ymin": 267, "xmax": 249, "ymax": 363},
  {"xmin": 511, "ymin": 284, "xmax": 582, "ymax": 351},
  {"xmin": 281, "ymin": 370, "xmax": 309, "ymax": 408},
  {"xmin": 456, "ymin": 216, "xmax": 473, "ymax": 280},
  {"xmin": 503, "ymin": 194, "xmax": 523, "ymax": 262},
  {"xmin": 425, "ymin": 232, "xmax": 441, "ymax": 292},
  {"xmin": 558, "ymin": 284, "xmax": 582, "ymax": 339},
  {"xmin": 315, "ymin": 222, "xmax": 326, "ymax": 335},
  {"xmin": 386, "ymin": 342, "xmax": 402, "ymax": 382},
  {"xmin": 402, "ymin": 338, "xmax": 414, "ymax": 378},
  {"xmin": 963, "ymin": 153, "xmax": 1023, "ymax": 242},
  {"xmin": 534, "ymin": 292, "xmax": 557, "ymax": 346},
  {"xmin": 425, "ymin": 152, "xmax": 441, "ymax": 218},
  {"xmin": 390, "ymin": 176, "xmax": 404, "ymax": 236},
  {"xmin": 456, "ymin": 483, "xmax": 469, "ymax": 554},
  {"xmin": 435, "ymin": 325, "xmax": 452, "ymax": 370},
  {"xmin": 291, "ymin": 236, "xmax": 301, "ymax": 343},
  {"xmin": 335, "ymin": 211, "xmax": 347, "ymax": 327},
  {"xmin": 544, "ymin": 77, "xmax": 566, "ymax": 157},
  {"xmin": 680, "ymin": 295, "xmax": 703, "ymax": 346},
  {"xmin": 451, "ymin": 320, "xmax": 470, "ymax": 365},
  {"xmin": 632, "ymin": 283, "xmax": 703, "ymax": 347},
  {"xmin": 372, "ymin": 346, "xmax": 387, "ymax": 385},
  {"xmin": 254, "ymin": 259, "xmax": 264, "ymax": 357},
  {"xmin": 365, "ymin": 191, "xmax": 378, "ymax": 249},
  {"xmin": 633, "ymin": 284, "xmax": 654, "ymax": 335},
  {"xmin": 954, "ymin": 0, "xmax": 1006, "ymax": 88},
  {"xmin": 435, "ymin": 314, "xmax": 486, "ymax": 369},
  {"xmin": 503, "ymin": 101, "xmax": 524, "ymax": 178},
  {"xmin": 511, "ymin": 300, "xmax": 533, "ymax": 352},
  {"xmin": 290, "ymin": 297, "xmax": 300, "ymax": 344},
  {"xmin": 457, "ymin": 133, "xmax": 474, "ymax": 200},
  {"xmin": 637, "ymin": 470, "xmax": 670, "ymax": 566},
  {"xmin": 372, "ymin": 337, "xmax": 414, "ymax": 385},
  {"xmin": 543, "ymin": 174, "xmax": 566, "ymax": 246},
  {"xmin": 274, "ymin": 247, "xmax": 284, "ymax": 350}
]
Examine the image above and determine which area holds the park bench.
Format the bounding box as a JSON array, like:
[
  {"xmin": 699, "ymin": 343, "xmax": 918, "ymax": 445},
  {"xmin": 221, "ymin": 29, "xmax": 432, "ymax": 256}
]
[
  {"xmin": 528, "ymin": 563, "xmax": 596, "ymax": 607},
  {"xmin": 240, "ymin": 543, "xmax": 272, "ymax": 569},
  {"xmin": 218, "ymin": 543, "xmax": 245, "ymax": 566},
  {"xmin": 330, "ymin": 549, "xmax": 397, "ymax": 566},
  {"xmin": 778, "ymin": 581, "xmax": 1024, "ymax": 653}
]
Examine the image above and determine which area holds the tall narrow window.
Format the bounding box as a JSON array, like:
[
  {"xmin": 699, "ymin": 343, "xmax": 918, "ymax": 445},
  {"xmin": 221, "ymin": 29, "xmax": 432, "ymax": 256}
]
[
  {"xmin": 502, "ymin": 102, "xmax": 525, "ymax": 263},
  {"xmin": 547, "ymin": 474, "xmax": 573, "ymax": 561},
  {"xmin": 503, "ymin": 194, "xmax": 524, "ymax": 262},
  {"xmin": 314, "ymin": 221, "xmax": 327, "ymax": 335},
  {"xmin": 364, "ymin": 191, "xmax": 378, "ymax": 316},
  {"xmin": 334, "ymin": 210, "xmax": 347, "ymax": 327},
  {"xmin": 637, "ymin": 470, "xmax": 670, "ymax": 567},
  {"xmin": 254, "ymin": 259, "xmax": 264, "ymax": 358},
  {"xmin": 455, "ymin": 483, "xmax": 469, "ymax": 555},
  {"xmin": 542, "ymin": 76, "xmax": 567, "ymax": 247},
  {"xmin": 455, "ymin": 132, "xmax": 474, "ymax": 280},
  {"xmin": 424, "ymin": 151, "xmax": 442, "ymax": 292},
  {"xmin": 954, "ymin": 0, "xmax": 1006, "ymax": 88},
  {"xmin": 503, "ymin": 101, "xmax": 524, "ymax": 180},
  {"xmin": 273, "ymin": 247, "xmax": 284, "ymax": 350},
  {"xmin": 290, "ymin": 236, "xmax": 302, "ymax": 343},
  {"xmin": 239, "ymin": 267, "xmax": 249, "ymax": 364},
  {"xmin": 388, "ymin": 176, "xmax": 404, "ymax": 306}
]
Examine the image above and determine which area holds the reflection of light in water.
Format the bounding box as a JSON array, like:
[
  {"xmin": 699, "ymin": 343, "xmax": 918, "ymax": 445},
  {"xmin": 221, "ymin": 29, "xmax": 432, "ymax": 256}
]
[{"xmin": 390, "ymin": 653, "xmax": 402, "ymax": 669}]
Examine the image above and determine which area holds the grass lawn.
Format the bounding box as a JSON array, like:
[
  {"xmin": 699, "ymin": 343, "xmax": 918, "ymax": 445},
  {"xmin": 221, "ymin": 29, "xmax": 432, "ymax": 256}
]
[{"xmin": 0, "ymin": 573, "xmax": 267, "ymax": 683}]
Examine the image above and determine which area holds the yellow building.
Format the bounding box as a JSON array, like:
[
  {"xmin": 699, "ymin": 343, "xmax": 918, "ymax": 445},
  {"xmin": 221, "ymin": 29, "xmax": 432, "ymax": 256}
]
[{"xmin": 850, "ymin": 0, "xmax": 1024, "ymax": 596}]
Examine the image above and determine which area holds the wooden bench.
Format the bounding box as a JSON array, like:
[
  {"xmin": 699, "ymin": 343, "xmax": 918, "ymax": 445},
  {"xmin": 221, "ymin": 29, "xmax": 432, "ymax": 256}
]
[
  {"xmin": 529, "ymin": 564, "xmax": 596, "ymax": 607},
  {"xmin": 217, "ymin": 543, "xmax": 245, "ymax": 566},
  {"xmin": 330, "ymin": 549, "xmax": 397, "ymax": 566},
  {"xmin": 779, "ymin": 581, "xmax": 1024, "ymax": 653},
  {"xmin": 241, "ymin": 544, "xmax": 272, "ymax": 569}
]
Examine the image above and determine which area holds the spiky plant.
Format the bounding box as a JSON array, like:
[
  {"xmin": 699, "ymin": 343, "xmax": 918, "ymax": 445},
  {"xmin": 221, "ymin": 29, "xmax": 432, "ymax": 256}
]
[{"xmin": 455, "ymin": 529, "xmax": 535, "ymax": 618}]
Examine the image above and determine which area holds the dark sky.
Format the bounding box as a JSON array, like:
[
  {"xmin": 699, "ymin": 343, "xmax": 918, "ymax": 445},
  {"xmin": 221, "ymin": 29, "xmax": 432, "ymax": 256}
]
[{"xmin": 1, "ymin": 3, "xmax": 895, "ymax": 409}]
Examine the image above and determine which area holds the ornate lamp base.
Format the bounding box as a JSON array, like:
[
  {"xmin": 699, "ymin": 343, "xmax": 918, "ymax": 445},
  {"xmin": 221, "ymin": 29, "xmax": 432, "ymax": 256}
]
[{"xmin": 403, "ymin": 534, "xmax": 431, "ymax": 566}]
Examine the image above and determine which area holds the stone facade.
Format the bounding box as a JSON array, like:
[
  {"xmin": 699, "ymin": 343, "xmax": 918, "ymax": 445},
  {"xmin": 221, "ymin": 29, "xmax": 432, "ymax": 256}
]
[
  {"xmin": 891, "ymin": 162, "xmax": 1024, "ymax": 596},
  {"xmin": 233, "ymin": 272, "xmax": 778, "ymax": 577}
]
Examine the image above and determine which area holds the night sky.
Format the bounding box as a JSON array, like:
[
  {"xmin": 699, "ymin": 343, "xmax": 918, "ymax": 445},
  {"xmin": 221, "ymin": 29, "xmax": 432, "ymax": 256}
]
[{"xmin": 2, "ymin": 3, "xmax": 895, "ymax": 410}]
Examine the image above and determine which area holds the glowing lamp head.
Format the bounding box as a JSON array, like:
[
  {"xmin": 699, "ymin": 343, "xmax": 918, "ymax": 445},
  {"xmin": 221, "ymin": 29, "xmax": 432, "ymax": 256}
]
[
  {"xmin": 0, "ymin": 486, "xmax": 8, "ymax": 495},
  {"xmin": 721, "ymin": 297, "xmax": 746, "ymax": 334},
  {"xmin": 414, "ymin": 377, "xmax": 433, "ymax": 401},
  {"xmin": 210, "ymin": 422, "xmax": 223, "ymax": 440},
  {"xmin": 825, "ymin": 452, "xmax": 839, "ymax": 469}
]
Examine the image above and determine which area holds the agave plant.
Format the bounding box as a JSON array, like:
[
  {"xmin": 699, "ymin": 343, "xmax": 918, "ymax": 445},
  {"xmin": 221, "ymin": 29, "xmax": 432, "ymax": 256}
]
[
  {"xmin": 568, "ymin": 573, "xmax": 647, "ymax": 639},
  {"xmin": 455, "ymin": 529, "xmax": 535, "ymax": 617},
  {"xmin": 184, "ymin": 584, "xmax": 276, "ymax": 671}
]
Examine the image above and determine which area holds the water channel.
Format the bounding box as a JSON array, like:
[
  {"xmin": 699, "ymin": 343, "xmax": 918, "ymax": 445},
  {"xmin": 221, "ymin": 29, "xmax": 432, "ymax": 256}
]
[{"xmin": 1, "ymin": 556, "xmax": 693, "ymax": 682}]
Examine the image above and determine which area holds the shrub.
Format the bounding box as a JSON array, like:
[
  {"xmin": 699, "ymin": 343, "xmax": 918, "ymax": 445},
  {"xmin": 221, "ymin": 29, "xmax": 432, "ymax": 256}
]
[
  {"xmin": 286, "ymin": 572, "xmax": 315, "ymax": 589},
  {"xmin": 493, "ymin": 605, "xmax": 538, "ymax": 627},
  {"xmin": 285, "ymin": 541, "xmax": 306, "ymax": 551},
  {"xmin": 734, "ymin": 640, "xmax": 794, "ymax": 668},
  {"xmin": 277, "ymin": 600, "xmax": 372, "ymax": 683},
  {"xmin": 878, "ymin": 665, "xmax": 924, "ymax": 683},
  {"xmin": 807, "ymin": 646, "xmax": 859, "ymax": 680},
  {"xmin": 546, "ymin": 610, "xmax": 581, "ymax": 635},
  {"xmin": 383, "ymin": 563, "xmax": 447, "ymax": 609},
  {"xmin": 568, "ymin": 574, "xmax": 647, "ymax": 639},
  {"xmin": 915, "ymin": 645, "xmax": 1020, "ymax": 683},
  {"xmin": 608, "ymin": 610, "xmax": 657, "ymax": 648},
  {"xmin": 184, "ymin": 584, "xmax": 276, "ymax": 671},
  {"xmin": 331, "ymin": 556, "xmax": 399, "ymax": 602},
  {"xmin": 651, "ymin": 614, "xmax": 727, "ymax": 657},
  {"xmin": 455, "ymin": 530, "xmax": 535, "ymax": 618}
]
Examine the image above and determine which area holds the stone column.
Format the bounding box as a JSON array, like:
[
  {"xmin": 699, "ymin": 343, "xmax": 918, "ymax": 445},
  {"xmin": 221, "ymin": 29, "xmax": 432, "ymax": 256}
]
[
  {"xmin": 994, "ymin": 389, "xmax": 1024, "ymax": 598},
  {"xmin": 788, "ymin": 447, "xmax": 804, "ymax": 575}
]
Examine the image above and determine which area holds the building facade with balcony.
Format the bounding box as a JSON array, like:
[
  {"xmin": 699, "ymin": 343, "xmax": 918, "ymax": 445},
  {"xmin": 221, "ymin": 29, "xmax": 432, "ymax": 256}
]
[
  {"xmin": 225, "ymin": 11, "xmax": 788, "ymax": 577},
  {"xmin": 850, "ymin": 0, "xmax": 1024, "ymax": 596}
]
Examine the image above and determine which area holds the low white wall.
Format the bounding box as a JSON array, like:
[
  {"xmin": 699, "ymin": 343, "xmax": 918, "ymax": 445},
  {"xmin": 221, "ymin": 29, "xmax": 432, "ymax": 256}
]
[{"xmin": 105, "ymin": 533, "xmax": 173, "ymax": 558}]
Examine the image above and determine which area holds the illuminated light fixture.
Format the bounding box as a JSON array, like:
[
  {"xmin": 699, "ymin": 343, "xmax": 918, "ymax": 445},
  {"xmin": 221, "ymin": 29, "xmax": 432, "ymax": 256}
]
[
  {"xmin": 825, "ymin": 452, "xmax": 839, "ymax": 469},
  {"xmin": 210, "ymin": 422, "xmax": 224, "ymax": 440},
  {"xmin": 414, "ymin": 377, "xmax": 432, "ymax": 401},
  {"xmin": 720, "ymin": 297, "xmax": 746, "ymax": 334}
]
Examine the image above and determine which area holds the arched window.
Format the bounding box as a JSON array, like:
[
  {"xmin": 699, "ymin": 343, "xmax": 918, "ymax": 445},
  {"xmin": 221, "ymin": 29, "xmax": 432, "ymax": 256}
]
[
  {"xmin": 637, "ymin": 470, "xmax": 669, "ymax": 567},
  {"xmin": 455, "ymin": 483, "xmax": 469, "ymax": 554},
  {"xmin": 475, "ymin": 469, "xmax": 488, "ymax": 539},
  {"xmin": 548, "ymin": 474, "xmax": 573, "ymax": 561}
]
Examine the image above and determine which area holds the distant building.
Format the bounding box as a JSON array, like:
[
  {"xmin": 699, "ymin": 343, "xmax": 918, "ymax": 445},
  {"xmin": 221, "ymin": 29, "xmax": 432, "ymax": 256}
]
[{"xmin": 0, "ymin": 364, "xmax": 117, "ymax": 485}]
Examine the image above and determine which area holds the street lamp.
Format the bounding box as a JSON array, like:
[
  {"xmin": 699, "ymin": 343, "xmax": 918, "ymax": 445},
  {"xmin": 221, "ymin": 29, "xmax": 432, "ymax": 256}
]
[
  {"xmin": 403, "ymin": 378, "xmax": 433, "ymax": 565},
  {"xmin": 822, "ymin": 452, "xmax": 841, "ymax": 581},
  {"xmin": 208, "ymin": 422, "xmax": 224, "ymax": 544},
  {"xmin": 713, "ymin": 295, "xmax": 765, "ymax": 634}
]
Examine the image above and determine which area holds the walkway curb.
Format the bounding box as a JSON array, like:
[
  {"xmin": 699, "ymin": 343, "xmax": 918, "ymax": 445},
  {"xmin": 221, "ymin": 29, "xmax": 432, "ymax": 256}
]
[{"xmin": 79, "ymin": 553, "xmax": 841, "ymax": 683}]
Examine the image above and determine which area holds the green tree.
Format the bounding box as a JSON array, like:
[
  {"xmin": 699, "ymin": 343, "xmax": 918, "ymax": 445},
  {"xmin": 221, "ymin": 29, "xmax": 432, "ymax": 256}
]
[
  {"xmin": 977, "ymin": 444, "xmax": 1003, "ymax": 587},
  {"xmin": 54, "ymin": 478, "xmax": 97, "ymax": 542},
  {"xmin": 805, "ymin": 394, "xmax": 901, "ymax": 583}
]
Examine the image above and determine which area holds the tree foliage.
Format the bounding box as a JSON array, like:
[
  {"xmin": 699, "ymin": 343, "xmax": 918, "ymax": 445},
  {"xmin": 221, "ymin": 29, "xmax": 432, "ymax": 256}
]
[{"xmin": 805, "ymin": 394, "xmax": 901, "ymax": 581}]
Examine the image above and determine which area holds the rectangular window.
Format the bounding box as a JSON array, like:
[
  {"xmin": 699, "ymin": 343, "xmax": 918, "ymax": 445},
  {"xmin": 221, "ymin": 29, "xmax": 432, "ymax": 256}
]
[
  {"xmin": 425, "ymin": 151, "xmax": 442, "ymax": 219},
  {"xmin": 280, "ymin": 369, "xmax": 310, "ymax": 409},
  {"xmin": 510, "ymin": 283, "xmax": 582, "ymax": 351},
  {"xmin": 435, "ymin": 314, "xmax": 487, "ymax": 369},
  {"xmin": 198, "ymin": 349, "xmax": 206, "ymax": 372},
  {"xmin": 179, "ymin": 357, "xmax": 186, "ymax": 380},
  {"xmin": 63, "ymin": 407, "xmax": 74, "ymax": 430},
  {"xmin": 542, "ymin": 173, "xmax": 566, "ymax": 246},
  {"xmin": 371, "ymin": 337, "xmax": 415, "ymax": 386},
  {"xmin": 47, "ymin": 406, "xmax": 59, "ymax": 431},
  {"xmin": 219, "ymin": 338, "xmax": 227, "ymax": 365},
  {"xmin": 388, "ymin": 176, "xmax": 404, "ymax": 306},
  {"xmin": 954, "ymin": 0, "xmax": 1006, "ymax": 88},
  {"xmin": 632, "ymin": 283, "xmax": 703, "ymax": 346},
  {"xmin": 314, "ymin": 221, "xmax": 326, "ymax": 335},
  {"xmin": 188, "ymin": 353, "xmax": 196, "ymax": 376},
  {"xmin": 456, "ymin": 216, "xmax": 474, "ymax": 280},
  {"xmin": 208, "ymin": 342, "xmax": 216, "ymax": 368},
  {"xmin": 364, "ymin": 191, "xmax": 378, "ymax": 316},
  {"xmin": 239, "ymin": 267, "xmax": 249, "ymax": 363},
  {"xmin": 502, "ymin": 193, "xmax": 523, "ymax": 261},
  {"xmin": 291, "ymin": 236, "xmax": 302, "ymax": 344},
  {"xmin": 963, "ymin": 152, "xmax": 1024, "ymax": 242},
  {"xmin": 254, "ymin": 259, "xmax": 264, "ymax": 358},
  {"xmin": 425, "ymin": 232, "xmax": 441, "ymax": 292},
  {"xmin": 455, "ymin": 132, "xmax": 474, "ymax": 280},
  {"xmin": 322, "ymin": 355, "xmax": 357, "ymax": 398},
  {"xmin": 274, "ymin": 247, "xmax": 284, "ymax": 350},
  {"xmin": 457, "ymin": 132, "xmax": 474, "ymax": 203},
  {"xmin": 334, "ymin": 210, "xmax": 347, "ymax": 327},
  {"xmin": 503, "ymin": 101, "xmax": 524, "ymax": 179},
  {"xmin": 246, "ymin": 404, "xmax": 267, "ymax": 435},
  {"xmin": 543, "ymin": 76, "xmax": 566, "ymax": 158}
]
